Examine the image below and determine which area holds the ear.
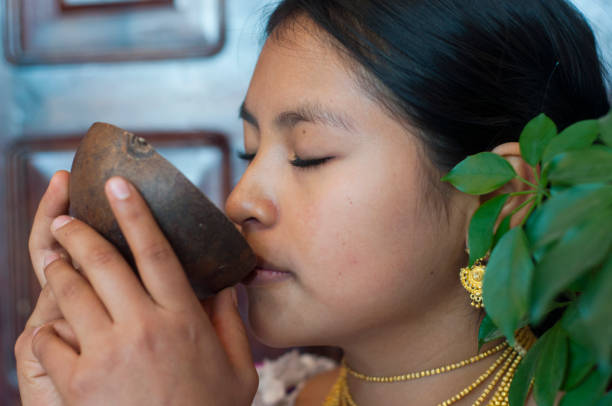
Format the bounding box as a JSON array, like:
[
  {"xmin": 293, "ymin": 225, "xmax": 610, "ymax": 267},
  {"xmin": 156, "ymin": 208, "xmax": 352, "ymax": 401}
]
[{"xmin": 482, "ymin": 142, "xmax": 537, "ymax": 230}]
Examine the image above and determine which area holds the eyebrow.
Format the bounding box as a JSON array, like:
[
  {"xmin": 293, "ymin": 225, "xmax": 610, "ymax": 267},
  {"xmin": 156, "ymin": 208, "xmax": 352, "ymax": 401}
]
[{"xmin": 239, "ymin": 101, "xmax": 355, "ymax": 132}]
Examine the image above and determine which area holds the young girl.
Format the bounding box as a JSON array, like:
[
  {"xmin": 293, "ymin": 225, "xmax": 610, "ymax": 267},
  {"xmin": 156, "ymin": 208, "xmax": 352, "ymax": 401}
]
[{"xmin": 15, "ymin": 0, "xmax": 609, "ymax": 405}]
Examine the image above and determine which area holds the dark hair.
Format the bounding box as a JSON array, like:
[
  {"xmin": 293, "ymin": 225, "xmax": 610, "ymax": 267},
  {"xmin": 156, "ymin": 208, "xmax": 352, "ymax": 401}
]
[{"xmin": 266, "ymin": 0, "xmax": 610, "ymax": 171}]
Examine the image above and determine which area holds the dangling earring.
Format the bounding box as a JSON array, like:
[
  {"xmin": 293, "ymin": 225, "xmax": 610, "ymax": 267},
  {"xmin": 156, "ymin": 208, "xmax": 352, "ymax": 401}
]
[{"xmin": 460, "ymin": 256, "xmax": 488, "ymax": 309}]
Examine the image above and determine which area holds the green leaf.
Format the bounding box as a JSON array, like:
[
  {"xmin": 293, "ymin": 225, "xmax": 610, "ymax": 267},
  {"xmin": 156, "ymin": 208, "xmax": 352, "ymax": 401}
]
[
  {"xmin": 534, "ymin": 324, "xmax": 569, "ymax": 406},
  {"xmin": 441, "ymin": 152, "xmax": 516, "ymax": 195},
  {"xmin": 509, "ymin": 336, "xmax": 543, "ymax": 406},
  {"xmin": 530, "ymin": 209, "xmax": 612, "ymax": 321},
  {"xmin": 595, "ymin": 391, "xmax": 612, "ymax": 406},
  {"xmin": 478, "ymin": 313, "xmax": 503, "ymax": 350},
  {"xmin": 542, "ymin": 119, "xmax": 599, "ymax": 164},
  {"xmin": 564, "ymin": 339, "xmax": 596, "ymax": 390},
  {"xmin": 560, "ymin": 369, "xmax": 612, "ymax": 406},
  {"xmin": 520, "ymin": 113, "xmax": 558, "ymax": 166},
  {"xmin": 567, "ymin": 271, "xmax": 596, "ymax": 294},
  {"xmin": 563, "ymin": 255, "xmax": 612, "ymax": 367},
  {"xmin": 599, "ymin": 110, "xmax": 612, "ymax": 147},
  {"xmin": 526, "ymin": 184, "xmax": 612, "ymax": 249},
  {"xmin": 492, "ymin": 215, "xmax": 512, "ymax": 248},
  {"xmin": 547, "ymin": 146, "xmax": 612, "ymax": 185},
  {"xmin": 468, "ymin": 194, "xmax": 509, "ymax": 265},
  {"xmin": 483, "ymin": 227, "xmax": 534, "ymax": 344}
]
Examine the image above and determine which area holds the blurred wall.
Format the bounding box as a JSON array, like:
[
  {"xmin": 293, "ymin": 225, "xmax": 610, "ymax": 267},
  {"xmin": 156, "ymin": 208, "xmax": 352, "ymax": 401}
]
[
  {"xmin": 0, "ymin": 0, "xmax": 272, "ymax": 403},
  {"xmin": 574, "ymin": 0, "xmax": 612, "ymax": 96}
]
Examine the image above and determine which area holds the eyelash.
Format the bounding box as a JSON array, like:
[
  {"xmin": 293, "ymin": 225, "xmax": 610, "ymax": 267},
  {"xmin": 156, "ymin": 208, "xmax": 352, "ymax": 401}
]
[{"xmin": 236, "ymin": 151, "xmax": 332, "ymax": 169}]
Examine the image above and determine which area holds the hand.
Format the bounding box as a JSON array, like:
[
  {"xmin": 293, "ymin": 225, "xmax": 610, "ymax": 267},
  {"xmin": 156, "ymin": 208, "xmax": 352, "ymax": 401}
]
[
  {"xmin": 15, "ymin": 171, "xmax": 74, "ymax": 406},
  {"xmin": 29, "ymin": 176, "xmax": 258, "ymax": 406},
  {"xmin": 15, "ymin": 286, "xmax": 78, "ymax": 406}
]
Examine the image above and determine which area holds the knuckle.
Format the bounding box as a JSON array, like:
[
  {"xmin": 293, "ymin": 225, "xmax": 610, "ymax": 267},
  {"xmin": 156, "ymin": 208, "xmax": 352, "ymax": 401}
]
[
  {"xmin": 141, "ymin": 241, "xmax": 174, "ymax": 263},
  {"xmin": 56, "ymin": 277, "xmax": 82, "ymax": 301},
  {"xmin": 89, "ymin": 246, "xmax": 117, "ymax": 267},
  {"xmin": 130, "ymin": 319, "xmax": 161, "ymax": 353},
  {"xmin": 175, "ymin": 319, "xmax": 203, "ymax": 345},
  {"xmin": 41, "ymin": 283, "xmax": 55, "ymax": 301},
  {"xmin": 122, "ymin": 204, "xmax": 146, "ymax": 223}
]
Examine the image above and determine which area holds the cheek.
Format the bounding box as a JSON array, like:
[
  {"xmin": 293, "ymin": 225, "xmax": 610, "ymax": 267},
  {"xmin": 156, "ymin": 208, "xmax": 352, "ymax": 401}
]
[{"xmin": 290, "ymin": 152, "xmax": 434, "ymax": 298}]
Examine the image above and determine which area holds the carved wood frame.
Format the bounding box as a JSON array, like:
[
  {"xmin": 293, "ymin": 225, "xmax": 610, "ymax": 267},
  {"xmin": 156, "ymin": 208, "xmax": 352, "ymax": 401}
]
[{"xmin": 3, "ymin": 0, "xmax": 226, "ymax": 64}]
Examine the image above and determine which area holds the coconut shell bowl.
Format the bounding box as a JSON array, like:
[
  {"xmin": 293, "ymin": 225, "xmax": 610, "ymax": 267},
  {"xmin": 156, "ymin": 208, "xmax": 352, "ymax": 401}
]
[{"xmin": 69, "ymin": 122, "xmax": 256, "ymax": 299}]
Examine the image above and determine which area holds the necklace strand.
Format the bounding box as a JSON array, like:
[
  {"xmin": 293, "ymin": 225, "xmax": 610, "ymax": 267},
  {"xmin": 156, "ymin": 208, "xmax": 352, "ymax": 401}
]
[
  {"xmin": 323, "ymin": 327, "xmax": 536, "ymax": 406},
  {"xmin": 438, "ymin": 347, "xmax": 514, "ymax": 406},
  {"xmin": 344, "ymin": 342, "xmax": 508, "ymax": 383}
]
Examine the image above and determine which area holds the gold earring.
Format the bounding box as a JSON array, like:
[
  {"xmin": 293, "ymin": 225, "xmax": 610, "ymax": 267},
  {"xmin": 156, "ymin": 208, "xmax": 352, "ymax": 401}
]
[{"xmin": 460, "ymin": 257, "xmax": 487, "ymax": 309}]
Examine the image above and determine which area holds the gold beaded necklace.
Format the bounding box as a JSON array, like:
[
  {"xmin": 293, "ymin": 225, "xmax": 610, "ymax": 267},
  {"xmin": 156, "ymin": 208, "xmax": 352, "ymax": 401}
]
[{"xmin": 323, "ymin": 327, "xmax": 536, "ymax": 406}]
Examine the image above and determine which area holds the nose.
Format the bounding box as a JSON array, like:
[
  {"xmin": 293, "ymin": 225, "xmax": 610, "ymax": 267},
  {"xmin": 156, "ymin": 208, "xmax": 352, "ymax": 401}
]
[{"xmin": 225, "ymin": 164, "xmax": 278, "ymax": 230}]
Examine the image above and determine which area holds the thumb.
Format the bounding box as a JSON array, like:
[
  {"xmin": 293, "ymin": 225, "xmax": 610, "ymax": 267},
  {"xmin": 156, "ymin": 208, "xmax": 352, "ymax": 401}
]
[{"xmin": 209, "ymin": 287, "xmax": 255, "ymax": 376}]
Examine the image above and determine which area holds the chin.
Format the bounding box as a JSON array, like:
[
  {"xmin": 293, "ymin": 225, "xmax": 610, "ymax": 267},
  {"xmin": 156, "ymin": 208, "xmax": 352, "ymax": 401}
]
[
  {"xmin": 249, "ymin": 321, "xmax": 300, "ymax": 349},
  {"xmin": 247, "ymin": 302, "xmax": 341, "ymax": 349},
  {"xmin": 244, "ymin": 295, "xmax": 316, "ymax": 348},
  {"xmin": 246, "ymin": 305, "xmax": 301, "ymax": 348}
]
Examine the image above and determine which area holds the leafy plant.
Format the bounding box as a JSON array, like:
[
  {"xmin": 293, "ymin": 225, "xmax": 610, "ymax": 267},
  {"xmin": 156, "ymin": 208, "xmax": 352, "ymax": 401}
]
[{"xmin": 442, "ymin": 109, "xmax": 612, "ymax": 406}]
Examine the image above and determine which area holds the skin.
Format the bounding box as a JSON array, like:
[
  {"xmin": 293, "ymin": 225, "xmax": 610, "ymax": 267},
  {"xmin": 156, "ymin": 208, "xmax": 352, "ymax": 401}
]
[
  {"xmin": 15, "ymin": 174, "xmax": 258, "ymax": 405},
  {"xmin": 15, "ymin": 16, "xmax": 538, "ymax": 406}
]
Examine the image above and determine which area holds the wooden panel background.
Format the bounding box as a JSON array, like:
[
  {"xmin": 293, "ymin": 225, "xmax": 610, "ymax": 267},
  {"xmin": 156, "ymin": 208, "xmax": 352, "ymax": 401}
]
[{"xmin": 4, "ymin": 0, "xmax": 225, "ymax": 64}]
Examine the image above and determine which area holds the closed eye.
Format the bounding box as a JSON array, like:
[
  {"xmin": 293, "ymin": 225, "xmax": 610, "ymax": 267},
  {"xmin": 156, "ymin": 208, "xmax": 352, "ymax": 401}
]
[
  {"xmin": 237, "ymin": 151, "xmax": 333, "ymax": 169},
  {"xmin": 290, "ymin": 156, "xmax": 333, "ymax": 169}
]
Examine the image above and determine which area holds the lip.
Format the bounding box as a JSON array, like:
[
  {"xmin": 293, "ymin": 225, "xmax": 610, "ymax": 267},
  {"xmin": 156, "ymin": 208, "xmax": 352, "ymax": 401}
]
[{"xmin": 241, "ymin": 257, "xmax": 293, "ymax": 286}]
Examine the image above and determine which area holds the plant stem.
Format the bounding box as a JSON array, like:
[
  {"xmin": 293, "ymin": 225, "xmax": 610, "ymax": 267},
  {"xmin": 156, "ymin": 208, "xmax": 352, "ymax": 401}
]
[
  {"xmin": 515, "ymin": 174, "xmax": 539, "ymax": 190},
  {"xmin": 532, "ymin": 166, "xmax": 541, "ymax": 185},
  {"xmin": 509, "ymin": 190, "xmax": 538, "ymax": 197},
  {"xmin": 519, "ymin": 203, "xmax": 537, "ymax": 227},
  {"xmin": 511, "ymin": 196, "xmax": 537, "ymax": 218}
]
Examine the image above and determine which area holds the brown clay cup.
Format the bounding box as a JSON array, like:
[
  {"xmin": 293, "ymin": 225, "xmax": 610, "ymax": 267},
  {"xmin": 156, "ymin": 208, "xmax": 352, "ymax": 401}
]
[{"xmin": 69, "ymin": 122, "xmax": 256, "ymax": 299}]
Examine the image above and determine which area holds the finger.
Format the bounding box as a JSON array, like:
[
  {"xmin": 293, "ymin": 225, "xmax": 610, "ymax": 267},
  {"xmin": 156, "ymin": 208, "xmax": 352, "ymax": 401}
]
[
  {"xmin": 29, "ymin": 171, "xmax": 71, "ymax": 285},
  {"xmin": 208, "ymin": 287, "xmax": 255, "ymax": 376},
  {"xmin": 200, "ymin": 297, "xmax": 215, "ymax": 319},
  {"xmin": 52, "ymin": 319, "xmax": 80, "ymax": 353},
  {"xmin": 105, "ymin": 177, "xmax": 199, "ymax": 312},
  {"xmin": 45, "ymin": 259, "xmax": 112, "ymax": 342},
  {"xmin": 50, "ymin": 215, "xmax": 151, "ymax": 320},
  {"xmin": 31, "ymin": 324, "xmax": 78, "ymax": 393},
  {"xmin": 26, "ymin": 284, "xmax": 62, "ymax": 329},
  {"xmin": 16, "ymin": 285, "xmax": 63, "ymax": 376}
]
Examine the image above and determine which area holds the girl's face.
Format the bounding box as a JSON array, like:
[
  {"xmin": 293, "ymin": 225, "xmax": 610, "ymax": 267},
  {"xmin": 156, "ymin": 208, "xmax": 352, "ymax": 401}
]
[{"xmin": 225, "ymin": 21, "xmax": 477, "ymax": 348}]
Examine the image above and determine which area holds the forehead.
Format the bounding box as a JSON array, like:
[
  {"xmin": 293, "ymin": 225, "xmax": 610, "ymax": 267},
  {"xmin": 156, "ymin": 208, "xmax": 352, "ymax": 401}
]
[{"xmin": 244, "ymin": 19, "xmax": 364, "ymax": 115}]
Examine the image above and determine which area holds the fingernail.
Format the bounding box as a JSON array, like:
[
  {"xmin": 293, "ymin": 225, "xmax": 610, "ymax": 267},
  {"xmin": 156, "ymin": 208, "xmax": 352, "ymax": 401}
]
[
  {"xmin": 108, "ymin": 177, "xmax": 131, "ymax": 200},
  {"xmin": 43, "ymin": 252, "xmax": 61, "ymax": 269},
  {"xmin": 32, "ymin": 325, "xmax": 45, "ymax": 340},
  {"xmin": 51, "ymin": 215, "xmax": 73, "ymax": 231}
]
